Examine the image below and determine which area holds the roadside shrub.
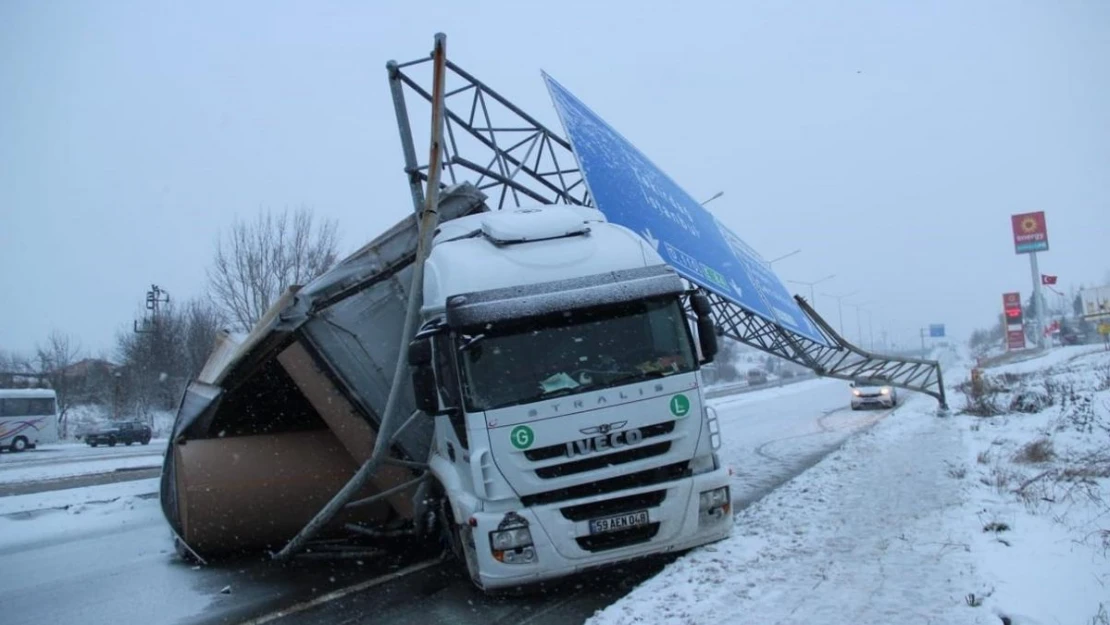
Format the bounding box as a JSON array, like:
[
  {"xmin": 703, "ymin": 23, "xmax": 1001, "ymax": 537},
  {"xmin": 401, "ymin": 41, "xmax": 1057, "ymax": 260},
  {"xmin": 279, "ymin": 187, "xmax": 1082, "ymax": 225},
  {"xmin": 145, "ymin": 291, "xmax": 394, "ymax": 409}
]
[
  {"xmin": 1013, "ymin": 438, "xmax": 1056, "ymax": 464},
  {"xmin": 1010, "ymin": 385, "xmax": 1052, "ymax": 414}
]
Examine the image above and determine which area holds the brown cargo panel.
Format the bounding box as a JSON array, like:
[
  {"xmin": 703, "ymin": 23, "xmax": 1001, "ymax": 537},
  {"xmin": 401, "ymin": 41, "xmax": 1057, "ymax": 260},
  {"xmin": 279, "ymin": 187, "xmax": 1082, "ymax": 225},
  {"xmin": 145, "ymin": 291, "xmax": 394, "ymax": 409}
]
[
  {"xmin": 277, "ymin": 340, "xmax": 419, "ymax": 518},
  {"xmin": 174, "ymin": 429, "xmax": 392, "ymax": 555}
]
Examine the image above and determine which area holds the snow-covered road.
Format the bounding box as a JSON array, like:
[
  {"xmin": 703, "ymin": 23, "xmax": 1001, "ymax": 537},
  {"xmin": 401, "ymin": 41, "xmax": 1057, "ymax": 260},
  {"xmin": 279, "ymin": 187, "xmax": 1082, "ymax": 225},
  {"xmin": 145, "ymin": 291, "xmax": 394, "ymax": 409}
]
[{"xmin": 0, "ymin": 378, "xmax": 880, "ymax": 625}]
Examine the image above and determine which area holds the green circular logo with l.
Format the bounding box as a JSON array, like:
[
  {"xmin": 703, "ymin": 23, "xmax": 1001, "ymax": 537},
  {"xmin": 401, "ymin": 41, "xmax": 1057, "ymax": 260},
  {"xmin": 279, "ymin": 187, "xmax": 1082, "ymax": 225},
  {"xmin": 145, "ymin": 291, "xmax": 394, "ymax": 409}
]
[
  {"xmin": 510, "ymin": 425, "xmax": 535, "ymax": 450},
  {"xmin": 669, "ymin": 394, "xmax": 691, "ymax": 418}
]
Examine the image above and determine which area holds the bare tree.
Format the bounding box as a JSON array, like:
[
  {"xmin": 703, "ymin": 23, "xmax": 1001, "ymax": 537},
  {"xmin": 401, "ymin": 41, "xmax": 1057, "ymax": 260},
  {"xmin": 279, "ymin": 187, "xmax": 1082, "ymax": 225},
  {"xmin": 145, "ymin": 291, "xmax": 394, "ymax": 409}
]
[
  {"xmin": 182, "ymin": 298, "xmax": 226, "ymax": 376},
  {"xmin": 207, "ymin": 207, "xmax": 339, "ymax": 332},
  {"xmin": 35, "ymin": 331, "xmax": 82, "ymax": 435},
  {"xmin": 0, "ymin": 349, "xmax": 36, "ymax": 387}
]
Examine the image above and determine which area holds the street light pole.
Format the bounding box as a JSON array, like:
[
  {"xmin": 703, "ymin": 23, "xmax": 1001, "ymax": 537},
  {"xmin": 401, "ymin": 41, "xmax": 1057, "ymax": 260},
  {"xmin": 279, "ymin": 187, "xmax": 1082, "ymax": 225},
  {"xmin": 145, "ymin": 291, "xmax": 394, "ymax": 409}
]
[
  {"xmin": 820, "ymin": 290, "xmax": 860, "ymax": 336},
  {"xmin": 701, "ymin": 191, "xmax": 724, "ymax": 206},
  {"xmin": 766, "ymin": 249, "xmax": 802, "ymax": 266},
  {"xmin": 787, "ymin": 274, "xmax": 836, "ymax": 310},
  {"xmin": 848, "ymin": 302, "xmax": 873, "ymax": 347}
]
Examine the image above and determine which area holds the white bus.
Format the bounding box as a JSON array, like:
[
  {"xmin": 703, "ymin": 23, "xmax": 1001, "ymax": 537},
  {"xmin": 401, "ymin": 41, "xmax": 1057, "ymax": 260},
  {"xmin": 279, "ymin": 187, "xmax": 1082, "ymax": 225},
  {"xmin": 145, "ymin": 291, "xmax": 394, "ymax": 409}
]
[{"xmin": 0, "ymin": 388, "xmax": 60, "ymax": 452}]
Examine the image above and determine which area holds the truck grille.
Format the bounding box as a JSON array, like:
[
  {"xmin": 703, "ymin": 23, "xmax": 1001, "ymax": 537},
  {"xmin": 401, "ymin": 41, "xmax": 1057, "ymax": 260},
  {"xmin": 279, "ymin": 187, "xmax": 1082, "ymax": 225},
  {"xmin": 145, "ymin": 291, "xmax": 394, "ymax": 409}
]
[
  {"xmin": 559, "ymin": 489, "xmax": 667, "ymax": 522},
  {"xmin": 535, "ymin": 442, "xmax": 671, "ymax": 479},
  {"xmin": 520, "ymin": 461, "xmax": 690, "ymax": 507},
  {"xmin": 523, "ymin": 421, "xmax": 676, "ymax": 462},
  {"xmin": 576, "ymin": 523, "xmax": 661, "ymax": 552}
]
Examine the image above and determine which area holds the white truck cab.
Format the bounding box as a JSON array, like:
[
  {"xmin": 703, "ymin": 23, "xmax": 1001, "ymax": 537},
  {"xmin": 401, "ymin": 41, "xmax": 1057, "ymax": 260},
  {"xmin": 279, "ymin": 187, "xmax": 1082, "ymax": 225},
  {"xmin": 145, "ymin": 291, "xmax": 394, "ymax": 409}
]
[{"xmin": 407, "ymin": 205, "xmax": 732, "ymax": 589}]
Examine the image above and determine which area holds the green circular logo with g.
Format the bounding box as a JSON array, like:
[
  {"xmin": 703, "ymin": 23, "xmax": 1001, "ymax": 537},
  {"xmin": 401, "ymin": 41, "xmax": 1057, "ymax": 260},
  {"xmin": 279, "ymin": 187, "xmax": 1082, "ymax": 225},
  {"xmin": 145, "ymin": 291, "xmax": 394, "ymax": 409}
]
[
  {"xmin": 510, "ymin": 425, "xmax": 535, "ymax": 450},
  {"xmin": 669, "ymin": 394, "xmax": 691, "ymax": 418}
]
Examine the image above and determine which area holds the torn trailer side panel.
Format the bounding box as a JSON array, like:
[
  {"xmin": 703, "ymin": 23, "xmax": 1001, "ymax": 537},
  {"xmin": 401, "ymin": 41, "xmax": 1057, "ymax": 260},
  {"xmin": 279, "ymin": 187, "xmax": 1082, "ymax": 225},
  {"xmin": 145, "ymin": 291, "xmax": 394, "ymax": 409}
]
[{"xmin": 160, "ymin": 184, "xmax": 489, "ymax": 556}]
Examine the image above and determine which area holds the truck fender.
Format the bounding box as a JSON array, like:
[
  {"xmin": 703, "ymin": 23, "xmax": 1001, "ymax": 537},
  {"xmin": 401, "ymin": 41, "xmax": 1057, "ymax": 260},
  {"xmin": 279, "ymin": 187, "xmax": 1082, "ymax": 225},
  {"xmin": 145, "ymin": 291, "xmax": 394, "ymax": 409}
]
[{"xmin": 428, "ymin": 453, "xmax": 480, "ymax": 527}]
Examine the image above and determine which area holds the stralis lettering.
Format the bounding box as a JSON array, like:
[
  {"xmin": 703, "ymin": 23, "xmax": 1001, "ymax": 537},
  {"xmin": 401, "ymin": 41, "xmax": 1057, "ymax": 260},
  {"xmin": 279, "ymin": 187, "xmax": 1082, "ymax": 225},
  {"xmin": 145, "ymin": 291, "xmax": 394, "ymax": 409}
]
[
  {"xmin": 527, "ymin": 383, "xmax": 666, "ymax": 418},
  {"xmin": 565, "ymin": 428, "xmax": 643, "ymax": 457}
]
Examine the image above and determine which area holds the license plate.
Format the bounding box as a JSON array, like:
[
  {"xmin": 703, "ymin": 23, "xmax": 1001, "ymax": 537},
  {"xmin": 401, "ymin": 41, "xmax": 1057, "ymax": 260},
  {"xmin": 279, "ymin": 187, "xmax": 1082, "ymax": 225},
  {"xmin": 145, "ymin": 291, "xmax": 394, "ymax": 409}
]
[{"xmin": 588, "ymin": 510, "xmax": 650, "ymax": 535}]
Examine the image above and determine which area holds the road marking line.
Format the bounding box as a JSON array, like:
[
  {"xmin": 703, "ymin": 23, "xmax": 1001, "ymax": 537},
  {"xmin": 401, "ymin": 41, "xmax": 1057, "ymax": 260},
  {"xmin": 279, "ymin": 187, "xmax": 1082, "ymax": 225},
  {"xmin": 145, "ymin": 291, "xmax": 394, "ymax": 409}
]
[{"xmin": 236, "ymin": 555, "xmax": 445, "ymax": 625}]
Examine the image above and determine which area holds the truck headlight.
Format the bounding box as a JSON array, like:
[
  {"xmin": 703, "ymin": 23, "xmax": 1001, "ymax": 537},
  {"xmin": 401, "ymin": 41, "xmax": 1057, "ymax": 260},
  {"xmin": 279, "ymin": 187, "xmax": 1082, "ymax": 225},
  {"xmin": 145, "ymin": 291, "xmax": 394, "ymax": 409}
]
[
  {"xmin": 699, "ymin": 486, "xmax": 730, "ymax": 524},
  {"xmin": 490, "ymin": 527, "xmax": 533, "ymax": 551},
  {"xmin": 699, "ymin": 486, "xmax": 730, "ymax": 511},
  {"xmin": 489, "ymin": 512, "xmax": 537, "ymax": 565}
]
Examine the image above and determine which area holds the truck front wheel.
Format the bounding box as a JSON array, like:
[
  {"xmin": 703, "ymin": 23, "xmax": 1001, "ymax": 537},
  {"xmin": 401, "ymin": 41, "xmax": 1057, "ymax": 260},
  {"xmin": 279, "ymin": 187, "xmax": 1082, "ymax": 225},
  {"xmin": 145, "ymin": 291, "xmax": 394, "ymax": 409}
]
[{"xmin": 438, "ymin": 491, "xmax": 482, "ymax": 589}]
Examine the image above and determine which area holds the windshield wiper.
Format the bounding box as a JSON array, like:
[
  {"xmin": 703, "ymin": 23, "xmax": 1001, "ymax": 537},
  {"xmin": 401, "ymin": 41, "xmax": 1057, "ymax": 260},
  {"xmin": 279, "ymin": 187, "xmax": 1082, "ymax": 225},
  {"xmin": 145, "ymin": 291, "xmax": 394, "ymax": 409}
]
[
  {"xmin": 598, "ymin": 369, "xmax": 671, "ymax": 389},
  {"xmin": 458, "ymin": 333, "xmax": 485, "ymax": 352}
]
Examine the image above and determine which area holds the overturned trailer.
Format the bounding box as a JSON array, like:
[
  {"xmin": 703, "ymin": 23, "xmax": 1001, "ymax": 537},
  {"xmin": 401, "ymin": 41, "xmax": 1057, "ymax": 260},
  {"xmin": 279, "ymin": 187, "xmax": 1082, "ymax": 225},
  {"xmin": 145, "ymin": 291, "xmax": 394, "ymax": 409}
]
[{"xmin": 160, "ymin": 184, "xmax": 488, "ymax": 557}]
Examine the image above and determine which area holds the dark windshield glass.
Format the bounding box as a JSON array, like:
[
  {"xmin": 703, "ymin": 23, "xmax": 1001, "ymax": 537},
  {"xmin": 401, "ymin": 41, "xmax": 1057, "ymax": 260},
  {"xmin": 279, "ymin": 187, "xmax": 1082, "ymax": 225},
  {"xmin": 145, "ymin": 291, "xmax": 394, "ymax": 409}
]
[{"xmin": 458, "ymin": 297, "xmax": 695, "ymax": 412}]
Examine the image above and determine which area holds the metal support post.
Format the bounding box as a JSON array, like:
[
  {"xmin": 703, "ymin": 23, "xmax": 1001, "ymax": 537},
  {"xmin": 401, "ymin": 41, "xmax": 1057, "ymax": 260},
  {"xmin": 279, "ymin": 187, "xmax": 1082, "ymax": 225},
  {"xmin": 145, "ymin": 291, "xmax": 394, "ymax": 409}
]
[
  {"xmin": 273, "ymin": 32, "xmax": 450, "ymax": 561},
  {"xmin": 1029, "ymin": 251, "xmax": 1046, "ymax": 348}
]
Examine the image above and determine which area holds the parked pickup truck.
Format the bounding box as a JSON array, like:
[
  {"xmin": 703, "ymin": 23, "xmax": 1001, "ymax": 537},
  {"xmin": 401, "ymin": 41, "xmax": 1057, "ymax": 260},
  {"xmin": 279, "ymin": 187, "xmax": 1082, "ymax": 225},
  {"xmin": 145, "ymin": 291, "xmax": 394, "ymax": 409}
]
[{"xmin": 85, "ymin": 421, "xmax": 152, "ymax": 447}]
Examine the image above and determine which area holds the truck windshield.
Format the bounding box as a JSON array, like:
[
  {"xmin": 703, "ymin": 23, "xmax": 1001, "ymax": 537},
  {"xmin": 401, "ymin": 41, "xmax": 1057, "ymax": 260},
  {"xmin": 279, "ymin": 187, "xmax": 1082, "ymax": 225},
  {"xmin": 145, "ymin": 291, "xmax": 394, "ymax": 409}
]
[{"xmin": 457, "ymin": 296, "xmax": 696, "ymax": 412}]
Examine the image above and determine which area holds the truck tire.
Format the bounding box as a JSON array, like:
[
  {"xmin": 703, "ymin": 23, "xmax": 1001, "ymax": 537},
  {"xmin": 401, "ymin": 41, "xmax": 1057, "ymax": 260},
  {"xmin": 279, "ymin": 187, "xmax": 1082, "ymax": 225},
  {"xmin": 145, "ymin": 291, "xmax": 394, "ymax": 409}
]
[
  {"xmin": 437, "ymin": 489, "xmax": 482, "ymax": 589},
  {"xmin": 10, "ymin": 436, "xmax": 29, "ymax": 453}
]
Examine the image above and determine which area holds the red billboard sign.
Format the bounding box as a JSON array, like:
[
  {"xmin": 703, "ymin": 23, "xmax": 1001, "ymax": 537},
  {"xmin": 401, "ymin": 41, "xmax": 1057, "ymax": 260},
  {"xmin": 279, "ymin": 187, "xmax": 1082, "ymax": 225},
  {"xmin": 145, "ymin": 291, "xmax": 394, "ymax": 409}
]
[
  {"xmin": 1007, "ymin": 329, "xmax": 1027, "ymax": 350},
  {"xmin": 1002, "ymin": 292, "xmax": 1022, "ymax": 310},
  {"xmin": 1011, "ymin": 211, "xmax": 1049, "ymax": 254}
]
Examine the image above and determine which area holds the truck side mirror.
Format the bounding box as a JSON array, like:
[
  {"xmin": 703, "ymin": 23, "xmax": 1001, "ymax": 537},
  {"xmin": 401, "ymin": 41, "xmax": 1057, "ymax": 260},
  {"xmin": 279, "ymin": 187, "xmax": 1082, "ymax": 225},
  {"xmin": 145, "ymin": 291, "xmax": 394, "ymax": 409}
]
[
  {"xmin": 407, "ymin": 338, "xmax": 439, "ymax": 415},
  {"xmin": 690, "ymin": 291, "xmax": 712, "ymax": 317},
  {"xmin": 689, "ymin": 291, "xmax": 719, "ymax": 363}
]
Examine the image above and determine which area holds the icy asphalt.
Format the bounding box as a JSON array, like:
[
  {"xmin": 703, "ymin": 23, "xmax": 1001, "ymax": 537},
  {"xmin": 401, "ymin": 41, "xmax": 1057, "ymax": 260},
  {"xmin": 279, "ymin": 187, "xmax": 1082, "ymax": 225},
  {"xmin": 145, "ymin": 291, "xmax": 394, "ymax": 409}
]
[{"xmin": 0, "ymin": 377, "xmax": 884, "ymax": 625}]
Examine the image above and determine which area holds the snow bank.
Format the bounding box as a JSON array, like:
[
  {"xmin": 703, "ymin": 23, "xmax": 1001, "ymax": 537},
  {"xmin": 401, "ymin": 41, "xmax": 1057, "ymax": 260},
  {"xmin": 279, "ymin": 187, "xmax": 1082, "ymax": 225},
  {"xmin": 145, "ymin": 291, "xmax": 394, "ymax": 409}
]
[
  {"xmin": 987, "ymin": 345, "xmax": 1105, "ymax": 375},
  {"xmin": 0, "ymin": 453, "xmax": 164, "ymax": 485},
  {"xmin": 0, "ymin": 487, "xmax": 164, "ymax": 553},
  {"xmin": 590, "ymin": 396, "xmax": 979, "ymax": 625},
  {"xmin": 960, "ymin": 348, "xmax": 1110, "ymax": 624},
  {"xmin": 0, "ymin": 478, "xmax": 160, "ymax": 516}
]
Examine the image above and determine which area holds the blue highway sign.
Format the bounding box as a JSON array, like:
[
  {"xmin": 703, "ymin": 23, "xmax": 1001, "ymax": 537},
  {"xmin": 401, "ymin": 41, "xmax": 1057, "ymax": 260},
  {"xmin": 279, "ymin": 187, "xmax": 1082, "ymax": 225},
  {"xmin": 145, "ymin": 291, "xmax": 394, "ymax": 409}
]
[
  {"xmin": 929, "ymin": 324, "xmax": 946, "ymax": 338},
  {"xmin": 543, "ymin": 72, "xmax": 828, "ymax": 346}
]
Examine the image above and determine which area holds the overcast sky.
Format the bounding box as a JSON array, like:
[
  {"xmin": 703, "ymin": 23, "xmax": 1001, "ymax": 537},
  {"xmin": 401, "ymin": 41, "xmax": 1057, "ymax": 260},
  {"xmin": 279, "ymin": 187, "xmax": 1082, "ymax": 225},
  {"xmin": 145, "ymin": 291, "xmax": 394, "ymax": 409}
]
[{"xmin": 2, "ymin": 0, "xmax": 1107, "ymax": 358}]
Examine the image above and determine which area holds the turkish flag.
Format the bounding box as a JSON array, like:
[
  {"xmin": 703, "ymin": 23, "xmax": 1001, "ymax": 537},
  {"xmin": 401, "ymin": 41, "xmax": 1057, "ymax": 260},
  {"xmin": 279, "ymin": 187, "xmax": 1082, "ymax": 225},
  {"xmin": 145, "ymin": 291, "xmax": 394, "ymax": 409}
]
[{"xmin": 1041, "ymin": 274, "xmax": 1058, "ymax": 285}]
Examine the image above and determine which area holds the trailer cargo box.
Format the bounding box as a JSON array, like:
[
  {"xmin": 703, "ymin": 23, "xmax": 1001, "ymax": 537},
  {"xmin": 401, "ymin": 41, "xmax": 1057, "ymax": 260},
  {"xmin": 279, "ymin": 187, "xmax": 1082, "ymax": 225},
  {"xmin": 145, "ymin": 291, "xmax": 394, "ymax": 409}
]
[{"xmin": 160, "ymin": 184, "xmax": 488, "ymax": 556}]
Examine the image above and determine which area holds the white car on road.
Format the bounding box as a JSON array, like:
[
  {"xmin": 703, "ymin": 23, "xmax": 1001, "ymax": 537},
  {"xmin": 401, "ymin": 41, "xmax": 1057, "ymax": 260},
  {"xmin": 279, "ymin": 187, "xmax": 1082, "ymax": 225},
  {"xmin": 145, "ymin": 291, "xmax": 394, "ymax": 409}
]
[{"xmin": 850, "ymin": 380, "xmax": 898, "ymax": 410}]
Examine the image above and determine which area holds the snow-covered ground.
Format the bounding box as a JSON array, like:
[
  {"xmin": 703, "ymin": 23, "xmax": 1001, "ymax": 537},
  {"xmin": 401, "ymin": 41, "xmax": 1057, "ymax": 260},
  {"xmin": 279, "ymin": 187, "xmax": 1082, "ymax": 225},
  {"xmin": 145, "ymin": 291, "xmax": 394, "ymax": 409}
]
[
  {"xmin": 0, "ymin": 477, "xmax": 160, "ymax": 516},
  {"xmin": 0, "ymin": 440, "xmax": 167, "ymax": 485},
  {"xmin": 588, "ymin": 347, "xmax": 1110, "ymax": 625},
  {"xmin": 0, "ymin": 479, "xmax": 163, "ymax": 552}
]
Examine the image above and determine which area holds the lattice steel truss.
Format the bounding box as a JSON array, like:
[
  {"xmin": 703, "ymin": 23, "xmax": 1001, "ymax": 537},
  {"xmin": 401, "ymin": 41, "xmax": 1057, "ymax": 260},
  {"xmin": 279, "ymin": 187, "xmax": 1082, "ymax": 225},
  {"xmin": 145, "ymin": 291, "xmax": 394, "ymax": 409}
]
[
  {"xmin": 387, "ymin": 51, "xmax": 948, "ymax": 409},
  {"xmin": 388, "ymin": 56, "xmax": 590, "ymax": 211}
]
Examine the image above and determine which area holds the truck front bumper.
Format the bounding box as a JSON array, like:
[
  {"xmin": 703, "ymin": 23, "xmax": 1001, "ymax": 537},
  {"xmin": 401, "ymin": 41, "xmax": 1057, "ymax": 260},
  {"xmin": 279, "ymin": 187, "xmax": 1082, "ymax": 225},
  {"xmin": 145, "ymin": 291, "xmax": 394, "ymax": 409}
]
[{"xmin": 466, "ymin": 467, "xmax": 732, "ymax": 590}]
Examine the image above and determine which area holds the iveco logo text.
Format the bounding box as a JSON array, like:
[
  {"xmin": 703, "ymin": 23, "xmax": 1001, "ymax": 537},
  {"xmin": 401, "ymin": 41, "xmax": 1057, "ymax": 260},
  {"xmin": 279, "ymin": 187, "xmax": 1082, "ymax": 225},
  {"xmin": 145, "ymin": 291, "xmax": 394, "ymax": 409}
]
[
  {"xmin": 527, "ymin": 383, "xmax": 665, "ymax": 418},
  {"xmin": 566, "ymin": 422, "xmax": 642, "ymax": 458}
]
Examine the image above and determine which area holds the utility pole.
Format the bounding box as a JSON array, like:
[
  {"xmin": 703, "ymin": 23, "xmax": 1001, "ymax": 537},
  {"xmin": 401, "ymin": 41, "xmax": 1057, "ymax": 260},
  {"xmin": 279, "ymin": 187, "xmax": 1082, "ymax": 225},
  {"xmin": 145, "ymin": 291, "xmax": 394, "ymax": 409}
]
[{"xmin": 134, "ymin": 284, "xmax": 169, "ymax": 334}]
